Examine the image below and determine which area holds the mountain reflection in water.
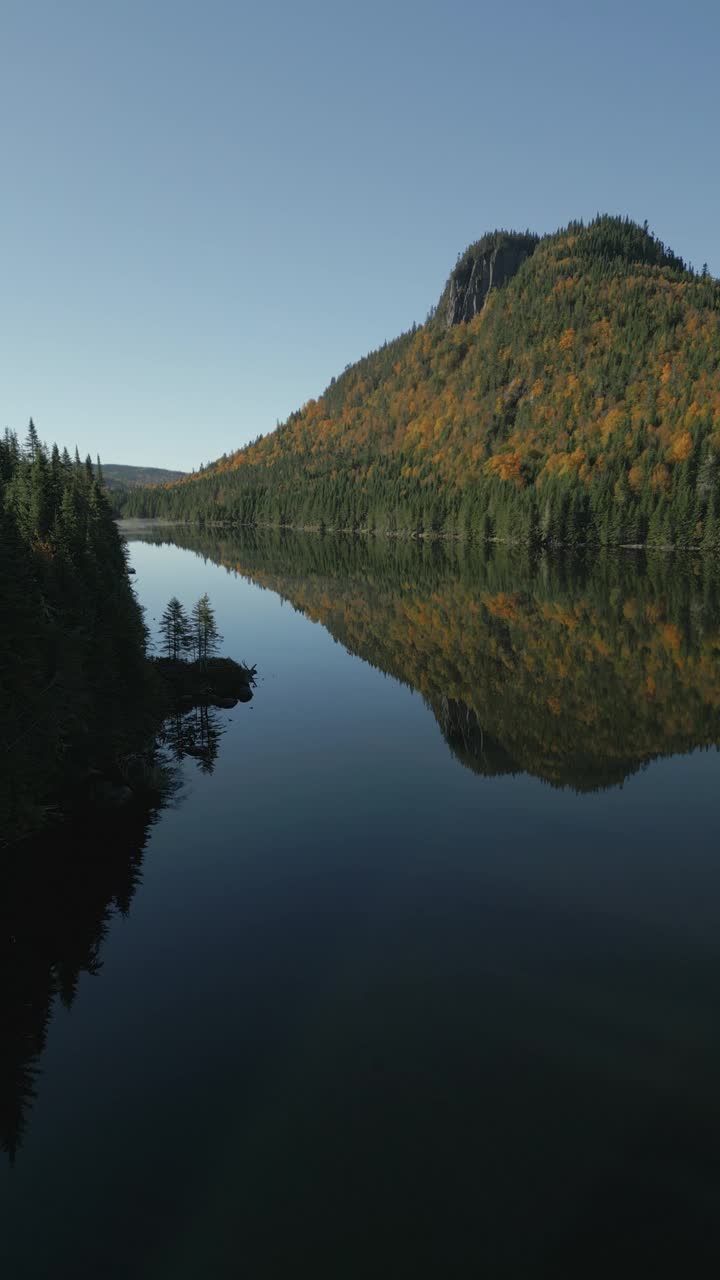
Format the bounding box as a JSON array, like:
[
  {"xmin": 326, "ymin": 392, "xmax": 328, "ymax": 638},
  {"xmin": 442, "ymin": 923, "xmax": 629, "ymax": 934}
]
[
  {"xmin": 133, "ymin": 528, "xmax": 720, "ymax": 791},
  {"xmin": 4, "ymin": 528, "xmax": 720, "ymax": 1278}
]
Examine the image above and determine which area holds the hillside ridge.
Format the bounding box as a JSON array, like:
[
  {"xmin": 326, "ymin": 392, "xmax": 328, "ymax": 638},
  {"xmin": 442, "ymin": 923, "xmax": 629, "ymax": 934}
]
[
  {"xmin": 103, "ymin": 463, "xmax": 186, "ymax": 491},
  {"xmin": 118, "ymin": 216, "xmax": 720, "ymax": 549}
]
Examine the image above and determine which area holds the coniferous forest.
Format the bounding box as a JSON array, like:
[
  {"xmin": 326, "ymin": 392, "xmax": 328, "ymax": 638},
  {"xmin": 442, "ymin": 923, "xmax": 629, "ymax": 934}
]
[
  {"xmin": 0, "ymin": 424, "xmax": 155, "ymax": 844},
  {"xmin": 0, "ymin": 423, "xmax": 256, "ymax": 847},
  {"xmin": 117, "ymin": 217, "xmax": 720, "ymax": 548},
  {"xmin": 132, "ymin": 525, "xmax": 720, "ymax": 793}
]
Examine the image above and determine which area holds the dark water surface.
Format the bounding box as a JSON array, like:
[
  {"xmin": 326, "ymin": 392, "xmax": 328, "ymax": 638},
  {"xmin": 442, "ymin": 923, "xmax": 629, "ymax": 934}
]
[{"xmin": 3, "ymin": 530, "xmax": 720, "ymax": 1277}]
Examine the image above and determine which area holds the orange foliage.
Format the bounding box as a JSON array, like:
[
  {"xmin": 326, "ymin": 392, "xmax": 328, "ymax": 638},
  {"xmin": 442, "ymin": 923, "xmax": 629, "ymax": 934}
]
[
  {"xmin": 669, "ymin": 431, "xmax": 693, "ymax": 463},
  {"xmin": 484, "ymin": 451, "xmax": 524, "ymax": 486}
]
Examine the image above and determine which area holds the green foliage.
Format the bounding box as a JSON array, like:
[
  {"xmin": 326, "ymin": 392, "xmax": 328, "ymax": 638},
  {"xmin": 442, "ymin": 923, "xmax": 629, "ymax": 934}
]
[
  {"xmin": 157, "ymin": 592, "xmax": 225, "ymax": 666},
  {"xmin": 116, "ymin": 216, "xmax": 720, "ymax": 548},
  {"xmin": 159, "ymin": 596, "xmax": 192, "ymax": 660},
  {"xmin": 0, "ymin": 424, "xmax": 153, "ymax": 843},
  {"xmin": 135, "ymin": 525, "xmax": 720, "ymax": 792},
  {"xmin": 190, "ymin": 592, "xmax": 222, "ymax": 664},
  {"xmin": 102, "ymin": 463, "xmax": 186, "ymax": 491}
]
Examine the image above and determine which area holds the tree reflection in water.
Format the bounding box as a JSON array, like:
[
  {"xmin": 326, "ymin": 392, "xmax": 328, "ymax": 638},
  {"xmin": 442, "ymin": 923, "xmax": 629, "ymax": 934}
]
[
  {"xmin": 0, "ymin": 684, "xmax": 248, "ymax": 1162},
  {"xmin": 134, "ymin": 527, "xmax": 720, "ymax": 792}
]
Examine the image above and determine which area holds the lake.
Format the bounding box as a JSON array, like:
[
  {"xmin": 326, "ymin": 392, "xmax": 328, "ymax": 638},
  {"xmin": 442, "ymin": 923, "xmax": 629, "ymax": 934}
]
[{"xmin": 3, "ymin": 528, "xmax": 720, "ymax": 1276}]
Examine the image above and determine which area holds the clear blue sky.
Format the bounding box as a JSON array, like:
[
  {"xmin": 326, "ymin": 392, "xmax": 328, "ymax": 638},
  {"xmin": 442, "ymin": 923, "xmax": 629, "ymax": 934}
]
[{"xmin": 3, "ymin": 0, "xmax": 718, "ymax": 471}]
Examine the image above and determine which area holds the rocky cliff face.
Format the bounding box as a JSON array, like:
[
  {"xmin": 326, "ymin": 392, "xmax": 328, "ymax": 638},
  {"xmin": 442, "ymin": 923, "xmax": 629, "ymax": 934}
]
[
  {"xmin": 440, "ymin": 232, "xmax": 538, "ymax": 327},
  {"xmin": 431, "ymin": 694, "xmax": 518, "ymax": 779}
]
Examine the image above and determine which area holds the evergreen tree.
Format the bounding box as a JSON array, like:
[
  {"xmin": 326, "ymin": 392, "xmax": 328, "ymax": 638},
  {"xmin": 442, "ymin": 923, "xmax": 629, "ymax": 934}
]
[
  {"xmin": 159, "ymin": 597, "xmax": 192, "ymax": 661},
  {"xmin": 191, "ymin": 593, "xmax": 222, "ymax": 664},
  {"xmin": 1, "ymin": 422, "xmax": 152, "ymax": 844},
  {"xmin": 25, "ymin": 418, "xmax": 39, "ymax": 462}
]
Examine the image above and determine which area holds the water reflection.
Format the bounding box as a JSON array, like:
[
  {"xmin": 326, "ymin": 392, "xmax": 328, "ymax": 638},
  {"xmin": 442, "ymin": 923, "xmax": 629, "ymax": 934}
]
[
  {"xmin": 0, "ymin": 804, "xmax": 153, "ymax": 1163},
  {"xmin": 0, "ymin": 688, "xmax": 243, "ymax": 1161},
  {"xmin": 5, "ymin": 530, "xmax": 720, "ymax": 1274},
  {"xmin": 161, "ymin": 702, "xmax": 224, "ymax": 773},
  {"xmin": 131, "ymin": 528, "xmax": 720, "ymax": 791}
]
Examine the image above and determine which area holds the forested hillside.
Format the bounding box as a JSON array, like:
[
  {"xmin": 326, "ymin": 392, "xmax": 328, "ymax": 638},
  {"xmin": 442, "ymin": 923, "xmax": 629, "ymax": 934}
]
[
  {"xmin": 0, "ymin": 423, "xmax": 154, "ymax": 842},
  {"xmin": 119, "ymin": 217, "xmax": 720, "ymax": 547},
  {"xmin": 102, "ymin": 463, "xmax": 186, "ymax": 491},
  {"xmin": 132, "ymin": 528, "xmax": 720, "ymax": 792}
]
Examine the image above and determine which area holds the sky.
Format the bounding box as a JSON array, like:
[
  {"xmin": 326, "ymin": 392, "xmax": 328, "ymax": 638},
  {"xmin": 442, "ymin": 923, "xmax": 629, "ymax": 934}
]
[{"xmin": 2, "ymin": 0, "xmax": 719, "ymax": 471}]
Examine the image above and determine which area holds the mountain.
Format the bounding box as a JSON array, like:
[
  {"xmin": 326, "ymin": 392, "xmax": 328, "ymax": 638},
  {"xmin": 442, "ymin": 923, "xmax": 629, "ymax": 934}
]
[
  {"xmin": 102, "ymin": 463, "xmax": 185, "ymax": 491},
  {"xmin": 128, "ymin": 526, "xmax": 720, "ymax": 792},
  {"xmin": 118, "ymin": 217, "xmax": 720, "ymax": 548}
]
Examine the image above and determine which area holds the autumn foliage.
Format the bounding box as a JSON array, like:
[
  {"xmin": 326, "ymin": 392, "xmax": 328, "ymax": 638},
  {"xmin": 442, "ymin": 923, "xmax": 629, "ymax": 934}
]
[
  {"xmin": 119, "ymin": 217, "xmax": 720, "ymax": 548},
  {"xmin": 134, "ymin": 526, "xmax": 720, "ymax": 792}
]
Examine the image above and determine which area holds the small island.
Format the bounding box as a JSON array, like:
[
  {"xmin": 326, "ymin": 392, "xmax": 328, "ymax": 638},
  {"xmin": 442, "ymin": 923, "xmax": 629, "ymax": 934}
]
[
  {"xmin": 0, "ymin": 428, "xmax": 256, "ymax": 844},
  {"xmin": 151, "ymin": 592, "xmax": 256, "ymax": 709}
]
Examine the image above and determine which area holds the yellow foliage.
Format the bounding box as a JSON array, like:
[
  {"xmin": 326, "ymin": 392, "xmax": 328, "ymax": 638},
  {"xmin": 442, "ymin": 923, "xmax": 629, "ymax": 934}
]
[
  {"xmin": 669, "ymin": 431, "xmax": 693, "ymax": 462},
  {"xmin": 600, "ymin": 407, "xmax": 624, "ymax": 442}
]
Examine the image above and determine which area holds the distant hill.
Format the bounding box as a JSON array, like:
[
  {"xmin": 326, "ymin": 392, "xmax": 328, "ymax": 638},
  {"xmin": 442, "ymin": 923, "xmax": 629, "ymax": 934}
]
[
  {"xmin": 102, "ymin": 464, "xmax": 186, "ymax": 491},
  {"xmin": 117, "ymin": 216, "xmax": 720, "ymax": 548}
]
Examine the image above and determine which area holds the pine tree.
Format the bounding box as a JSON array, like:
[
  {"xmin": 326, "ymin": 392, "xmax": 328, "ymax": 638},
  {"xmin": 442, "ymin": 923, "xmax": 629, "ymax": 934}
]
[
  {"xmin": 159, "ymin": 597, "xmax": 192, "ymax": 661},
  {"xmin": 702, "ymin": 493, "xmax": 719, "ymax": 554},
  {"xmin": 56, "ymin": 484, "xmax": 80, "ymax": 555},
  {"xmin": 191, "ymin": 593, "xmax": 222, "ymax": 665},
  {"xmin": 25, "ymin": 418, "xmax": 39, "ymax": 462}
]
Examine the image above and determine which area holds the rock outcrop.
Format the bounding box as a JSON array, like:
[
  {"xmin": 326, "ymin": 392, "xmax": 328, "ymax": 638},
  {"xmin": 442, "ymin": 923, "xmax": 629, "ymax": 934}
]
[{"xmin": 439, "ymin": 231, "xmax": 538, "ymax": 327}]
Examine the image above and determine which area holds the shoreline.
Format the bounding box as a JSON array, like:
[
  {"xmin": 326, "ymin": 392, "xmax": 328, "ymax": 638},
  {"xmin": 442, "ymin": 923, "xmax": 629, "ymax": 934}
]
[{"xmin": 115, "ymin": 515, "xmax": 708, "ymax": 554}]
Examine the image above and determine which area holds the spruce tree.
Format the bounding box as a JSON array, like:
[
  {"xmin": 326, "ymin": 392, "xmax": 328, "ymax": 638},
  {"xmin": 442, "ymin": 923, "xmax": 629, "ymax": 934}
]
[
  {"xmin": 25, "ymin": 418, "xmax": 39, "ymax": 462},
  {"xmin": 159, "ymin": 597, "xmax": 192, "ymax": 661},
  {"xmin": 191, "ymin": 593, "xmax": 222, "ymax": 665}
]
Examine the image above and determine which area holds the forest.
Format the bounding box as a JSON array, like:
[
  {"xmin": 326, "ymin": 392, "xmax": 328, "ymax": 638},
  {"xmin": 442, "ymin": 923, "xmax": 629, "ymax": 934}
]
[
  {"xmin": 0, "ymin": 424, "xmax": 159, "ymax": 844},
  {"xmin": 133, "ymin": 526, "xmax": 720, "ymax": 792},
  {"xmin": 102, "ymin": 463, "xmax": 186, "ymax": 491},
  {"xmin": 0, "ymin": 440, "xmax": 253, "ymax": 1159},
  {"xmin": 116, "ymin": 216, "xmax": 720, "ymax": 548},
  {"xmin": 0, "ymin": 420, "xmax": 258, "ymax": 848}
]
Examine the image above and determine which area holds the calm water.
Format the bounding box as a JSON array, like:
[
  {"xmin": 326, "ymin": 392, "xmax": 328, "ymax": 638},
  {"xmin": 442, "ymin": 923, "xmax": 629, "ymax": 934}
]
[{"xmin": 3, "ymin": 530, "xmax": 720, "ymax": 1276}]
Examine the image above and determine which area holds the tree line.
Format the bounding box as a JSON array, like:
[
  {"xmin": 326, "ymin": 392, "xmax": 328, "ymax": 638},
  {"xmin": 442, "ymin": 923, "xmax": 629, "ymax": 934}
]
[
  {"xmin": 115, "ymin": 216, "xmax": 720, "ymax": 549},
  {"xmin": 132, "ymin": 524, "xmax": 720, "ymax": 793},
  {"xmin": 0, "ymin": 420, "xmax": 154, "ymax": 842}
]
